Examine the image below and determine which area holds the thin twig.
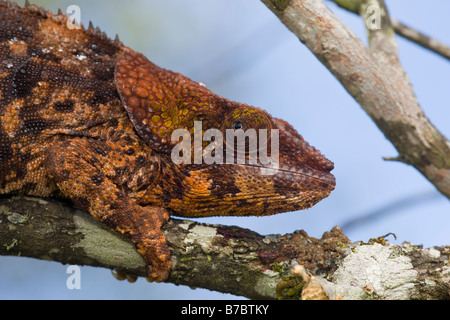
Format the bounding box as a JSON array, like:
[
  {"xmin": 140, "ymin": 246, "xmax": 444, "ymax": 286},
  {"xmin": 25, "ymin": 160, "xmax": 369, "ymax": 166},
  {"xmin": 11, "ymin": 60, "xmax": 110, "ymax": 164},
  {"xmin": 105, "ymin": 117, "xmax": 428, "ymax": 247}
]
[
  {"xmin": 329, "ymin": 0, "xmax": 450, "ymax": 61},
  {"xmin": 340, "ymin": 191, "xmax": 441, "ymax": 231},
  {"xmin": 391, "ymin": 19, "xmax": 450, "ymax": 61}
]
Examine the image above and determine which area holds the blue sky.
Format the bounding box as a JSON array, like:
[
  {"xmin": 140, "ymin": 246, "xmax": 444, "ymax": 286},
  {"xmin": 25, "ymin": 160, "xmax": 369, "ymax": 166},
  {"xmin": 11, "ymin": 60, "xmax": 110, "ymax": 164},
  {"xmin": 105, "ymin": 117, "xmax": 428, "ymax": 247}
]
[{"xmin": 0, "ymin": 0, "xmax": 449, "ymax": 299}]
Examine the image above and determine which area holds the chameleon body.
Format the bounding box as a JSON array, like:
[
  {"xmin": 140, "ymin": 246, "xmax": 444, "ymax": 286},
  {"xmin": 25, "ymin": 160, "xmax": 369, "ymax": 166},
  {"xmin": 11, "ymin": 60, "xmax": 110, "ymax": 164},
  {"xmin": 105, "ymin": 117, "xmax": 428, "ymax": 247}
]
[{"xmin": 0, "ymin": 1, "xmax": 335, "ymax": 281}]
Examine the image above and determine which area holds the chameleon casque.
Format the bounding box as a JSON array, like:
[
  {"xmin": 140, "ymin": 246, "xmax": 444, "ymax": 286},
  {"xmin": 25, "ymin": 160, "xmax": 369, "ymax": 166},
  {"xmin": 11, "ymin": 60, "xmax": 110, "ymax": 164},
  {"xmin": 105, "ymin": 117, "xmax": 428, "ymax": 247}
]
[{"xmin": 0, "ymin": 1, "xmax": 335, "ymax": 282}]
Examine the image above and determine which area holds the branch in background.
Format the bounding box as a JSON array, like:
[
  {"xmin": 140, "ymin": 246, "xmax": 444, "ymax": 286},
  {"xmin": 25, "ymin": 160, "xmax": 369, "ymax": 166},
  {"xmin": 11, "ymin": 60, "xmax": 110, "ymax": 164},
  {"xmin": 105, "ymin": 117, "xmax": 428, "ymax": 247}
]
[
  {"xmin": 1, "ymin": 196, "xmax": 449, "ymax": 299},
  {"xmin": 340, "ymin": 191, "xmax": 441, "ymax": 231},
  {"xmin": 260, "ymin": 0, "xmax": 450, "ymax": 199},
  {"xmin": 331, "ymin": 0, "xmax": 450, "ymax": 61}
]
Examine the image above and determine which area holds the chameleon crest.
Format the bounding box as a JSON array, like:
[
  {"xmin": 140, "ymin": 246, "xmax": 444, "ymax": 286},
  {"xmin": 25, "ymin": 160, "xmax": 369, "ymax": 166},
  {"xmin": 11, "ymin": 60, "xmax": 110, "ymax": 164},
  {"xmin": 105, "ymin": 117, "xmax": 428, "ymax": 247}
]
[{"xmin": 0, "ymin": 1, "xmax": 335, "ymax": 282}]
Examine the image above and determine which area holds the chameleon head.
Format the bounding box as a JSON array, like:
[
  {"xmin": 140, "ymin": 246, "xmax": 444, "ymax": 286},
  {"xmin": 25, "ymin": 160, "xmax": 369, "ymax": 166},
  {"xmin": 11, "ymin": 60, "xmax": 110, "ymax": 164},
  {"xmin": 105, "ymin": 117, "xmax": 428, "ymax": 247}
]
[
  {"xmin": 115, "ymin": 49, "xmax": 335, "ymax": 217},
  {"xmin": 165, "ymin": 112, "xmax": 335, "ymax": 217}
]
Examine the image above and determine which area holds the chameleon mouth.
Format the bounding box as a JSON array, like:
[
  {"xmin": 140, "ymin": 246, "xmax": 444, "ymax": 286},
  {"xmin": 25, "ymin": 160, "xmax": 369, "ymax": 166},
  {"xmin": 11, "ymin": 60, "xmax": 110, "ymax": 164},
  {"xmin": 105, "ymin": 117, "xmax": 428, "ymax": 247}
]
[
  {"xmin": 183, "ymin": 161, "xmax": 335, "ymax": 189},
  {"xmin": 171, "ymin": 187, "xmax": 333, "ymax": 217},
  {"xmin": 239, "ymin": 162, "xmax": 336, "ymax": 196},
  {"xmin": 245, "ymin": 162, "xmax": 336, "ymax": 187},
  {"xmin": 168, "ymin": 161, "xmax": 335, "ymax": 217}
]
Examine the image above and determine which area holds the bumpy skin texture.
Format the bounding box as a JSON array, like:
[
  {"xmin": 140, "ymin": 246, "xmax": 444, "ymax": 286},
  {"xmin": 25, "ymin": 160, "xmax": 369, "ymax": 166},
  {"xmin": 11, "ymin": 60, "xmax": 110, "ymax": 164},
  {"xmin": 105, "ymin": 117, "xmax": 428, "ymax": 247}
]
[{"xmin": 0, "ymin": 1, "xmax": 335, "ymax": 281}]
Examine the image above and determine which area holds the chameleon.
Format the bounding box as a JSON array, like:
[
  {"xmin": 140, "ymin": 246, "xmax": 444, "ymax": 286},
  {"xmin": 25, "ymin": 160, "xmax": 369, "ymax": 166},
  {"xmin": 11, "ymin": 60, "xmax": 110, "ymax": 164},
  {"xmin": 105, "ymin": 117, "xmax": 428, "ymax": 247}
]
[{"xmin": 0, "ymin": 1, "xmax": 335, "ymax": 282}]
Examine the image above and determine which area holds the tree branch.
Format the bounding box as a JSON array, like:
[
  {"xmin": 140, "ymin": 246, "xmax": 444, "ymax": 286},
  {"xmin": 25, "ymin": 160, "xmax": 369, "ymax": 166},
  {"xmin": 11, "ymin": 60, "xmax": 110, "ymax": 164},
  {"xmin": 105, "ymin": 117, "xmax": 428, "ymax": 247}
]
[
  {"xmin": 260, "ymin": 0, "xmax": 450, "ymax": 199},
  {"xmin": 331, "ymin": 0, "xmax": 450, "ymax": 61},
  {"xmin": 1, "ymin": 196, "xmax": 449, "ymax": 299},
  {"xmin": 360, "ymin": 0, "xmax": 398, "ymax": 59},
  {"xmin": 0, "ymin": 196, "xmax": 349, "ymax": 299},
  {"xmin": 391, "ymin": 19, "xmax": 450, "ymax": 61}
]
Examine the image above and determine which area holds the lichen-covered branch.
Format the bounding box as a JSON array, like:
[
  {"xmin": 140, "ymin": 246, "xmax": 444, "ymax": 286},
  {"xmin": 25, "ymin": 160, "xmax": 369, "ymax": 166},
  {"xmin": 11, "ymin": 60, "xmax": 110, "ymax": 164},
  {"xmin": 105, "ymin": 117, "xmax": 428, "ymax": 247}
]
[
  {"xmin": 0, "ymin": 196, "xmax": 349, "ymax": 299},
  {"xmin": 1, "ymin": 196, "xmax": 449, "ymax": 299},
  {"xmin": 260, "ymin": 0, "xmax": 450, "ymax": 199}
]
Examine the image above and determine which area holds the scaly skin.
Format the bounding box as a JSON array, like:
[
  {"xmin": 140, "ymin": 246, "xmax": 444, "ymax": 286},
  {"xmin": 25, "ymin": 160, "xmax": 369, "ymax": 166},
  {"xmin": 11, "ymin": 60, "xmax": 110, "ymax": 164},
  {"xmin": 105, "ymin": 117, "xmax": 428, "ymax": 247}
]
[{"xmin": 0, "ymin": 1, "xmax": 335, "ymax": 281}]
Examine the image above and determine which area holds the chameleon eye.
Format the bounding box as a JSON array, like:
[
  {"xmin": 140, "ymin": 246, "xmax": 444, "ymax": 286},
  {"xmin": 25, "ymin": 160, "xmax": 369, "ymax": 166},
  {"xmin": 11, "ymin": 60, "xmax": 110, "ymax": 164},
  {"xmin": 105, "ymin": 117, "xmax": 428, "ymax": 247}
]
[
  {"xmin": 223, "ymin": 107, "xmax": 272, "ymax": 133},
  {"xmin": 221, "ymin": 107, "xmax": 274, "ymax": 159}
]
